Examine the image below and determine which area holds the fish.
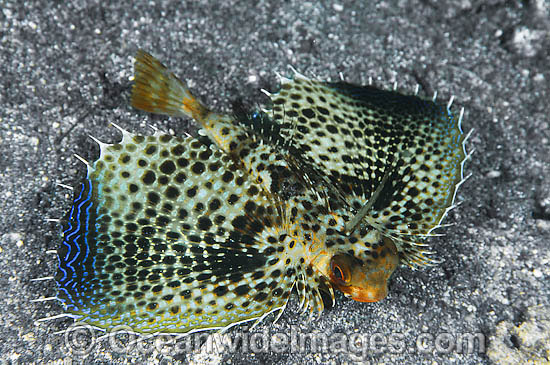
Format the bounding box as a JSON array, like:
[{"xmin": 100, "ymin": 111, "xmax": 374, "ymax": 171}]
[{"xmin": 54, "ymin": 49, "xmax": 469, "ymax": 334}]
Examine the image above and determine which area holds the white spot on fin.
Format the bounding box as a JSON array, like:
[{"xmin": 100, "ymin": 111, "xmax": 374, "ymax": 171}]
[
  {"xmin": 458, "ymin": 107, "xmax": 465, "ymax": 129},
  {"xmin": 287, "ymin": 65, "xmax": 307, "ymax": 80},
  {"xmin": 447, "ymin": 95, "xmax": 455, "ymax": 109},
  {"xmin": 274, "ymin": 71, "xmax": 292, "ymax": 85},
  {"xmin": 73, "ymin": 154, "xmax": 93, "ymax": 173},
  {"xmin": 56, "ymin": 182, "xmax": 73, "ymax": 191},
  {"xmin": 110, "ymin": 122, "xmax": 133, "ymax": 143},
  {"xmin": 31, "ymin": 297, "xmax": 58, "ymax": 303},
  {"xmin": 30, "ymin": 276, "xmax": 54, "ymax": 282},
  {"xmin": 36, "ymin": 313, "xmax": 79, "ymax": 323},
  {"xmin": 88, "ymin": 135, "xmax": 110, "ymax": 151}
]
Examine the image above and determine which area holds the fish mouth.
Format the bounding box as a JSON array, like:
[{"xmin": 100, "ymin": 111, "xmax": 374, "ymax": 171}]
[
  {"xmin": 331, "ymin": 253, "xmax": 397, "ymax": 303},
  {"xmin": 335, "ymin": 280, "xmax": 389, "ymax": 303}
]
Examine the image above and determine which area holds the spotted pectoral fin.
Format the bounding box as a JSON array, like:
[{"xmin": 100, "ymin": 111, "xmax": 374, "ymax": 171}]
[
  {"xmin": 57, "ymin": 229, "xmax": 294, "ymax": 334},
  {"xmin": 268, "ymin": 76, "xmax": 468, "ymax": 265},
  {"xmin": 267, "ymin": 76, "xmax": 387, "ymax": 206},
  {"xmin": 56, "ymin": 129, "xmax": 295, "ymax": 334}
]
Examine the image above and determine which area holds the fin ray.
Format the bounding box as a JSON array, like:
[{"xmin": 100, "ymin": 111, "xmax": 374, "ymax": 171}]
[
  {"xmin": 56, "ymin": 131, "xmax": 295, "ymax": 334},
  {"xmin": 131, "ymin": 49, "xmax": 210, "ymax": 121},
  {"xmin": 267, "ymin": 76, "xmax": 468, "ymax": 265}
]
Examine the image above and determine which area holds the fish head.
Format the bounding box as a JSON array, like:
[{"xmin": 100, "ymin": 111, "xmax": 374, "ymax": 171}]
[{"xmin": 327, "ymin": 236, "xmax": 399, "ymax": 302}]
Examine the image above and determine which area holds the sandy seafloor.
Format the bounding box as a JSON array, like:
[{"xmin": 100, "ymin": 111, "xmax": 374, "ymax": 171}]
[{"xmin": 1, "ymin": 1, "xmax": 549, "ymax": 364}]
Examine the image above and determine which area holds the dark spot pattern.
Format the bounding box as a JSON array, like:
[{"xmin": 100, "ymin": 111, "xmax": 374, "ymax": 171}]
[{"xmin": 57, "ymin": 59, "xmax": 467, "ymax": 338}]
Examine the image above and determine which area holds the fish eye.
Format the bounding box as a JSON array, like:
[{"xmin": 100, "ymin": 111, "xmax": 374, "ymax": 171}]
[
  {"xmin": 333, "ymin": 265, "xmax": 345, "ymax": 281},
  {"xmin": 330, "ymin": 254, "xmax": 352, "ymax": 286}
]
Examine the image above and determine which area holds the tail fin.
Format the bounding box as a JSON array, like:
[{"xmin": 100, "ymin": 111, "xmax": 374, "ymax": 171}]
[{"xmin": 131, "ymin": 49, "xmax": 210, "ymax": 121}]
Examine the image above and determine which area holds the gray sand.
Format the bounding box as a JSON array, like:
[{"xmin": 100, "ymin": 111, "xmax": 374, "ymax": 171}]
[{"xmin": 1, "ymin": 1, "xmax": 549, "ymax": 363}]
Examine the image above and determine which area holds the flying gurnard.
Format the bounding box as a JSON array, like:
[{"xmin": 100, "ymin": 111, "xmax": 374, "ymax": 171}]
[{"xmin": 53, "ymin": 50, "xmax": 469, "ymax": 334}]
